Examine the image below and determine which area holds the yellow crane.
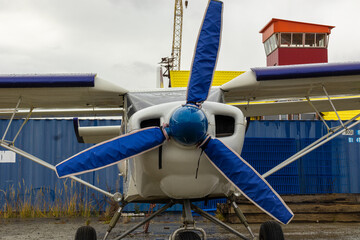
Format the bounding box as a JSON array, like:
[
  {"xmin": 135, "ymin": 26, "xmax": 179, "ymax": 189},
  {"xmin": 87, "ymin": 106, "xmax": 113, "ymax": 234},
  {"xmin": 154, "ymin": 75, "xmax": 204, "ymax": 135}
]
[
  {"xmin": 160, "ymin": 0, "xmax": 188, "ymax": 86},
  {"xmin": 172, "ymin": 0, "xmax": 188, "ymax": 71}
]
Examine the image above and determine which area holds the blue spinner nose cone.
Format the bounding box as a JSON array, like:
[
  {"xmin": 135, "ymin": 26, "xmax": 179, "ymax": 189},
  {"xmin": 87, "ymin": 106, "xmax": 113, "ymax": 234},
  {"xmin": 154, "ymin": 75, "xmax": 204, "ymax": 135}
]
[{"xmin": 168, "ymin": 105, "xmax": 208, "ymax": 146}]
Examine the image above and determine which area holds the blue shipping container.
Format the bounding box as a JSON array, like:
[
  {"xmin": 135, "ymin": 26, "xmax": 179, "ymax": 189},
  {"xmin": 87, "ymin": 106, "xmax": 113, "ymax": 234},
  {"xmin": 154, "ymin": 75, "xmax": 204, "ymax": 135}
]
[{"xmin": 0, "ymin": 119, "xmax": 359, "ymax": 213}]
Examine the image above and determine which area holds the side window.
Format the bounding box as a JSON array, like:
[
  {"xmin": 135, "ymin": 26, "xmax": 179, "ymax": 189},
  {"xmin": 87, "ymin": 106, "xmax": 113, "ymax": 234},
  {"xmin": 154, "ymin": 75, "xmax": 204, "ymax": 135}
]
[
  {"xmin": 215, "ymin": 115, "xmax": 235, "ymax": 137},
  {"xmin": 264, "ymin": 33, "xmax": 279, "ymax": 55}
]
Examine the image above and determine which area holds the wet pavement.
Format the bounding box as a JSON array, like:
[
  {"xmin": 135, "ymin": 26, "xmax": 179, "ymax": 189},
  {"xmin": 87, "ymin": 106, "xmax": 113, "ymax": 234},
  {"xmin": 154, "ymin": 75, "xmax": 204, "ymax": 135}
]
[{"xmin": 1, "ymin": 214, "xmax": 360, "ymax": 239}]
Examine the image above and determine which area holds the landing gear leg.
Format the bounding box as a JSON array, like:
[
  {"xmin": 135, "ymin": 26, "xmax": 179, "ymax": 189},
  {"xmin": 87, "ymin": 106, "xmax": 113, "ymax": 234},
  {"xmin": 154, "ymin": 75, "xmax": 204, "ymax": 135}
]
[
  {"xmin": 169, "ymin": 200, "xmax": 206, "ymax": 240},
  {"xmin": 114, "ymin": 201, "xmax": 174, "ymax": 240},
  {"xmin": 191, "ymin": 204, "xmax": 249, "ymax": 240},
  {"xmin": 103, "ymin": 202, "xmax": 127, "ymax": 240},
  {"xmin": 229, "ymin": 195, "xmax": 255, "ymax": 239}
]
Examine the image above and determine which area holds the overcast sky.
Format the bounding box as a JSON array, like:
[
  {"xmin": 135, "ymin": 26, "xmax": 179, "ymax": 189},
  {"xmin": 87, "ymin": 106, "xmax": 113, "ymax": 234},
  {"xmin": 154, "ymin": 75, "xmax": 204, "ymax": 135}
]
[{"xmin": 1, "ymin": 0, "xmax": 359, "ymax": 89}]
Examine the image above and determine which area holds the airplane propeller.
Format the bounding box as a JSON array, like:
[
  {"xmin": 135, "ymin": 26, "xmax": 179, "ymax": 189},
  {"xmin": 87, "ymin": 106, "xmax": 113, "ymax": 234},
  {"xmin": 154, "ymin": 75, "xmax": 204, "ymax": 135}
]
[
  {"xmin": 186, "ymin": 0, "xmax": 222, "ymax": 105},
  {"xmin": 55, "ymin": 0, "xmax": 294, "ymax": 225},
  {"xmin": 55, "ymin": 127, "xmax": 167, "ymax": 178}
]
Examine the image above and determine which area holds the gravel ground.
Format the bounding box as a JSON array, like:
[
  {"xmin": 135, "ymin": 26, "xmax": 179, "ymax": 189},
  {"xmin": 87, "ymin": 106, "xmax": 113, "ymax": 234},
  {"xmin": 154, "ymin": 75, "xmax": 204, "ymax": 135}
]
[{"xmin": 1, "ymin": 214, "xmax": 360, "ymax": 239}]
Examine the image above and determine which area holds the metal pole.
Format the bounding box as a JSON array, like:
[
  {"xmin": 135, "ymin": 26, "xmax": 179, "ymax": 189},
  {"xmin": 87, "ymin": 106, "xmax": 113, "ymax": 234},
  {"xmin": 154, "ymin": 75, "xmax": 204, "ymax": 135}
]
[
  {"xmin": 262, "ymin": 113, "xmax": 360, "ymax": 178},
  {"xmin": 2, "ymin": 97, "xmax": 22, "ymax": 141},
  {"xmin": 332, "ymin": 113, "xmax": 360, "ymax": 132},
  {"xmin": 322, "ymin": 86, "xmax": 345, "ymax": 128},
  {"xmin": 114, "ymin": 201, "xmax": 174, "ymax": 240},
  {"xmin": 12, "ymin": 107, "xmax": 34, "ymax": 145},
  {"xmin": 306, "ymin": 96, "xmax": 331, "ymax": 131},
  {"xmin": 69, "ymin": 176, "xmax": 114, "ymax": 199},
  {"xmin": 290, "ymin": 113, "xmax": 360, "ymax": 161},
  {"xmin": 183, "ymin": 199, "xmax": 194, "ymax": 225},
  {"xmin": 231, "ymin": 201, "xmax": 255, "ymax": 239},
  {"xmin": 103, "ymin": 203, "xmax": 127, "ymax": 240},
  {"xmin": 191, "ymin": 204, "xmax": 249, "ymax": 240}
]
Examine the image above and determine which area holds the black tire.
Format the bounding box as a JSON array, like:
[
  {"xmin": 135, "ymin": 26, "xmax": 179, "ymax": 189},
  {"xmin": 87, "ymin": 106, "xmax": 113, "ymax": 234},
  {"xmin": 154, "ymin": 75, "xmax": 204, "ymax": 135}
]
[
  {"xmin": 75, "ymin": 226, "xmax": 97, "ymax": 240},
  {"xmin": 259, "ymin": 221, "xmax": 284, "ymax": 240},
  {"xmin": 174, "ymin": 231, "xmax": 201, "ymax": 240}
]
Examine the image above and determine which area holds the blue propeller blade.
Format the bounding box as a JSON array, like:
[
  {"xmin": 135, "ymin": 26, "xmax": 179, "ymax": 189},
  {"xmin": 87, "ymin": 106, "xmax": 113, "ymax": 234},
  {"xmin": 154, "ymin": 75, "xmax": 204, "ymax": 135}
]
[
  {"xmin": 55, "ymin": 127, "xmax": 166, "ymax": 178},
  {"xmin": 202, "ymin": 138, "xmax": 294, "ymax": 224},
  {"xmin": 186, "ymin": 0, "xmax": 223, "ymax": 104}
]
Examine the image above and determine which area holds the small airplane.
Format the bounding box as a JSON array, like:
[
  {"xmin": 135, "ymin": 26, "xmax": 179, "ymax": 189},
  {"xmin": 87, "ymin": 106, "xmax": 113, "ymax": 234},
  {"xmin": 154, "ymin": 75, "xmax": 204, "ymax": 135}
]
[{"xmin": 1, "ymin": 0, "xmax": 360, "ymax": 239}]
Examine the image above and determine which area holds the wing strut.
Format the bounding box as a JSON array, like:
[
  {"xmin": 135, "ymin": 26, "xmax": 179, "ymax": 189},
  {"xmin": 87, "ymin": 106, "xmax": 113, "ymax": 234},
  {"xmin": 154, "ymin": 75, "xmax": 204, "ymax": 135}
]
[
  {"xmin": 0, "ymin": 142, "xmax": 119, "ymax": 199},
  {"xmin": 322, "ymin": 85, "xmax": 345, "ymax": 128},
  {"xmin": 263, "ymin": 111, "xmax": 360, "ymax": 178},
  {"xmin": 2, "ymin": 97, "xmax": 22, "ymax": 142},
  {"xmin": 260, "ymin": 85, "xmax": 360, "ymax": 178},
  {"xmin": 305, "ymin": 96, "xmax": 331, "ymax": 131}
]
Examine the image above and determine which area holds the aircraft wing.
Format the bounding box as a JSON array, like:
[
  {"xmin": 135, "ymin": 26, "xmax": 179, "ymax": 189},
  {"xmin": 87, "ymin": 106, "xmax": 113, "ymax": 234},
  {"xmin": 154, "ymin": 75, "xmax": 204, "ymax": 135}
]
[
  {"xmin": 0, "ymin": 74, "xmax": 127, "ymax": 110},
  {"xmin": 222, "ymin": 62, "xmax": 360, "ymax": 116},
  {"xmin": 230, "ymin": 96, "xmax": 360, "ymax": 117}
]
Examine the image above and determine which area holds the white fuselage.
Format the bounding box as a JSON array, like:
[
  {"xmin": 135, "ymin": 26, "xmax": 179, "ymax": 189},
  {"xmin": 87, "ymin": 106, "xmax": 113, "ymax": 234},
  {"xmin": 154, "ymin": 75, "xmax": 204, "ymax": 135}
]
[{"xmin": 120, "ymin": 101, "xmax": 246, "ymax": 202}]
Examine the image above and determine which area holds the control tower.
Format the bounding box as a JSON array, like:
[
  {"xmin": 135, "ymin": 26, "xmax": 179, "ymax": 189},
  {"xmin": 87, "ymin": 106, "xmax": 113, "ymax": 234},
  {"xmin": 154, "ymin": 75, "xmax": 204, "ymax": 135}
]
[{"xmin": 259, "ymin": 18, "xmax": 335, "ymax": 66}]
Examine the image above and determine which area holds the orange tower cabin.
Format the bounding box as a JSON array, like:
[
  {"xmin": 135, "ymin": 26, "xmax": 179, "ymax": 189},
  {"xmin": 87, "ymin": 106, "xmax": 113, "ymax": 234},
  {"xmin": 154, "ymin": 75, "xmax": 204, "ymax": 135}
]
[{"xmin": 260, "ymin": 18, "xmax": 335, "ymax": 66}]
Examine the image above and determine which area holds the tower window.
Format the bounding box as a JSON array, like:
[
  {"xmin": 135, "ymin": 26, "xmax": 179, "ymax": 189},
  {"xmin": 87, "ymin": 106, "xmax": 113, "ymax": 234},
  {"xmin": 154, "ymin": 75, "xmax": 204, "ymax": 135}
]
[
  {"xmin": 279, "ymin": 33, "xmax": 327, "ymax": 49},
  {"xmin": 291, "ymin": 33, "xmax": 303, "ymax": 47},
  {"xmin": 280, "ymin": 33, "xmax": 291, "ymax": 47},
  {"xmin": 305, "ymin": 33, "xmax": 315, "ymax": 47}
]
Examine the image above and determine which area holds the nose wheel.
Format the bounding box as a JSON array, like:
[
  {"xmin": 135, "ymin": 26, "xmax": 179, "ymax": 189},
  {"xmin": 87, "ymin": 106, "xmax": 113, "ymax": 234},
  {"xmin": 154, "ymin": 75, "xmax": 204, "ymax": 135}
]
[
  {"xmin": 171, "ymin": 229, "xmax": 203, "ymax": 240},
  {"xmin": 169, "ymin": 200, "xmax": 206, "ymax": 240}
]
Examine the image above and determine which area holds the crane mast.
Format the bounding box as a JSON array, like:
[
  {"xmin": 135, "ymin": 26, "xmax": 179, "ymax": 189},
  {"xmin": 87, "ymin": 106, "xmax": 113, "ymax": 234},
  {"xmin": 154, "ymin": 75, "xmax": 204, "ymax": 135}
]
[
  {"xmin": 171, "ymin": 0, "xmax": 184, "ymax": 71},
  {"xmin": 159, "ymin": 0, "xmax": 187, "ymax": 87}
]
